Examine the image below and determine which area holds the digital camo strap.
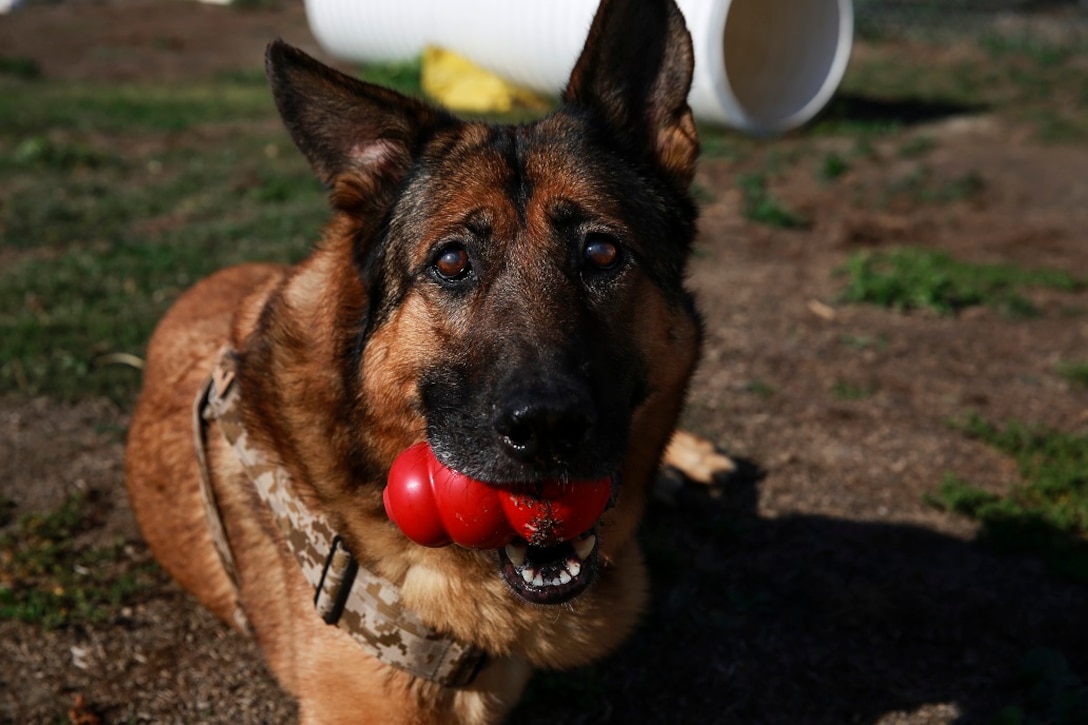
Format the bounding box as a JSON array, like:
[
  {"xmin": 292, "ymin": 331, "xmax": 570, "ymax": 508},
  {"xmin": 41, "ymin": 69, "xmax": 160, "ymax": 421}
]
[
  {"xmin": 195, "ymin": 350, "xmax": 485, "ymax": 687},
  {"xmin": 193, "ymin": 376, "xmax": 250, "ymax": 632}
]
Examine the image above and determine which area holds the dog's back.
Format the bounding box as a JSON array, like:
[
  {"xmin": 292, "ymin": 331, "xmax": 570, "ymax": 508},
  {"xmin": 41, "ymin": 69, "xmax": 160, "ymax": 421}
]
[{"xmin": 125, "ymin": 263, "xmax": 285, "ymax": 619}]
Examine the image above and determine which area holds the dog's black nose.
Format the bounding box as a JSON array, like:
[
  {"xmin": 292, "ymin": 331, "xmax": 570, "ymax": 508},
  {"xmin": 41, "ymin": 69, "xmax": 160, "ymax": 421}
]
[{"xmin": 494, "ymin": 385, "xmax": 596, "ymax": 466}]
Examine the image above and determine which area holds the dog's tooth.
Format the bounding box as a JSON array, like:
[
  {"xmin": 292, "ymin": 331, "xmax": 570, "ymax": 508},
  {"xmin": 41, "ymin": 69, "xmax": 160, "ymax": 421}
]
[
  {"xmin": 573, "ymin": 534, "xmax": 596, "ymax": 561},
  {"xmin": 559, "ymin": 570, "xmax": 572, "ymax": 585},
  {"xmin": 532, "ymin": 573, "xmax": 545, "ymax": 587},
  {"xmin": 521, "ymin": 567, "xmax": 535, "ymax": 584},
  {"xmin": 550, "ymin": 577, "xmax": 564, "ymax": 587},
  {"xmin": 566, "ymin": 560, "xmax": 581, "ymax": 578},
  {"xmin": 505, "ymin": 543, "xmax": 527, "ymax": 568}
]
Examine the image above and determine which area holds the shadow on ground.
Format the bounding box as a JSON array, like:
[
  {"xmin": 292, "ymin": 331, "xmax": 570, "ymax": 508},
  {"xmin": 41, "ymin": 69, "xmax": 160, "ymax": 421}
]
[
  {"xmin": 817, "ymin": 94, "xmax": 989, "ymax": 130},
  {"xmin": 512, "ymin": 462, "xmax": 1087, "ymax": 724}
]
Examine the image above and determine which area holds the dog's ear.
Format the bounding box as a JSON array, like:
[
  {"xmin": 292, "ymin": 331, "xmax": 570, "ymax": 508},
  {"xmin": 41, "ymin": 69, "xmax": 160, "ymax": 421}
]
[
  {"xmin": 563, "ymin": 0, "xmax": 698, "ymax": 188},
  {"xmin": 265, "ymin": 40, "xmax": 443, "ymax": 211}
]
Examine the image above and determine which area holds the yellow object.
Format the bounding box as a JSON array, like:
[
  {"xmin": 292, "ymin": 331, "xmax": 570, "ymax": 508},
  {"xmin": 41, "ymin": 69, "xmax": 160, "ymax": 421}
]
[{"xmin": 421, "ymin": 46, "xmax": 550, "ymax": 115}]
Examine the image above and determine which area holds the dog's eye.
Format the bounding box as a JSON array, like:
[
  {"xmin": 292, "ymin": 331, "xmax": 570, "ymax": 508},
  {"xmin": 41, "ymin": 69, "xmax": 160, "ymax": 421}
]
[
  {"xmin": 583, "ymin": 234, "xmax": 621, "ymax": 272},
  {"xmin": 433, "ymin": 243, "xmax": 472, "ymax": 282}
]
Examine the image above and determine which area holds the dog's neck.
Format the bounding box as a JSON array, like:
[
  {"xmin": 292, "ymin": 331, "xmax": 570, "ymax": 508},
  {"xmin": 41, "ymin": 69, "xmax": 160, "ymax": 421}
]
[{"xmin": 195, "ymin": 347, "xmax": 485, "ymax": 687}]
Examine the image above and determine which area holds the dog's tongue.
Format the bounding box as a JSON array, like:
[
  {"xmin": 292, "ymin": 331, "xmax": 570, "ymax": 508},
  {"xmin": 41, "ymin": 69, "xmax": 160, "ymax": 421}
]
[{"xmin": 383, "ymin": 442, "xmax": 611, "ymax": 550}]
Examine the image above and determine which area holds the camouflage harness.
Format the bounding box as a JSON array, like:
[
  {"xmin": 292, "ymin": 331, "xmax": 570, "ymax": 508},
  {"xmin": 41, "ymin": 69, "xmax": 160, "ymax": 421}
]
[{"xmin": 193, "ymin": 349, "xmax": 485, "ymax": 687}]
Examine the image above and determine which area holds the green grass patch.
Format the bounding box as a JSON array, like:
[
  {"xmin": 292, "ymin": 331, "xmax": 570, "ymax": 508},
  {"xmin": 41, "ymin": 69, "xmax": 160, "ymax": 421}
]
[
  {"xmin": 0, "ymin": 494, "xmax": 159, "ymax": 629},
  {"xmin": 1030, "ymin": 108, "xmax": 1088, "ymax": 145},
  {"xmin": 837, "ymin": 247, "xmax": 1081, "ymax": 317},
  {"xmin": 832, "ymin": 379, "xmax": 877, "ymax": 401},
  {"xmin": 0, "ymin": 57, "xmax": 532, "ymax": 403},
  {"xmin": 927, "ymin": 415, "xmax": 1088, "ymax": 584},
  {"xmin": 698, "ymin": 127, "xmax": 752, "ymax": 161},
  {"xmin": 1058, "ymin": 362, "xmax": 1088, "ymax": 389},
  {"xmin": 9, "ymin": 136, "xmax": 126, "ymax": 172},
  {"xmin": 0, "ymin": 163, "xmax": 323, "ymax": 401},
  {"xmin": 736, "ymin": 172, "xmax": 808, "ymax": 229},
  {"xmin": 0, "ymin": 72, "xmax": 329, "ymax": 403},
  {"xmin": 992, "ymin": 648, "xmax": 1088, "ymax": 725},
  {"xmin": 808, "ymin": 27, "xmax": 1088, "ymax": 143},
  {"xmin": 0, "ymin": 81, "xmax": 277, "ymax": 136},
  {"xmin": 358, "ymin": 57, "xmax": 425, "ymax": 97},
  {"xmin": 745, "ymin": 380, "xmax": 776, "ymax": 399},
  {"xmin": 0, "ymin": 56, "xmax": 42, "ymax": 80},
  {"xmin": 883, "ymin": 165, "xmax": 986, "ymax": 207},
  {"xmin": 817, "ymin": 151, "xmax": 851, "ymax": 183},
  {"xmin": 897, "ymin": 135, "xmax": 937, "ymax": 159},
  {"xmin": 980, "ymin": 33, "xmax": 1074, "ymax": 69},
  {"xmin": 935, "ymin": 170, "xmax": 985, "ymax": 203}
]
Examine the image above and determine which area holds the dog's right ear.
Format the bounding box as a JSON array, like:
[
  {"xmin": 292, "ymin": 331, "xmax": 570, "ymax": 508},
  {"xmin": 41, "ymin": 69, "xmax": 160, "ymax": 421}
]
[
  {"xmin": 265, "ymin": 40, "xmax": 443, "ymax": 211},
  {"xmin": 563, "ymin": 0, "xmax": 697, "ymax": 189}
]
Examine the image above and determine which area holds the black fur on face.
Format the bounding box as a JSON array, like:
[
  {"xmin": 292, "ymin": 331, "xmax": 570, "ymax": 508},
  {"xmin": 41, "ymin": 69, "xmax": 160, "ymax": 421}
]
[
  {"xmin": 355, "ymin": 111, "xmax": 695, "ymax": 484},
  {"xmin": 266, "ymin": 0, "xmax": 701, "ymax": 485}
]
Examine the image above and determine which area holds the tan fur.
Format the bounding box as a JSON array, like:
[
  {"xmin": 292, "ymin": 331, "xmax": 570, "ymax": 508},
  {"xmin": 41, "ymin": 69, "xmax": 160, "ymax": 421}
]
[
  {"xmin": 126, "ymin": 257, "xmax": 528, "ymax": 723},
  {"xmin": 125, "ymin": 243, "xmax": 659, "ymax": 721},
  {"xmin": 124, "ymin": 1, "xmax": 725, "ymax": 721}
]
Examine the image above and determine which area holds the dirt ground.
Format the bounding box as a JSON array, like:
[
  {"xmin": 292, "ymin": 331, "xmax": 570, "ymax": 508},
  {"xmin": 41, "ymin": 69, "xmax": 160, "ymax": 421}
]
[{"xmin": 2, "ymin": 1, "xmax": 1087, "ymax": 723}]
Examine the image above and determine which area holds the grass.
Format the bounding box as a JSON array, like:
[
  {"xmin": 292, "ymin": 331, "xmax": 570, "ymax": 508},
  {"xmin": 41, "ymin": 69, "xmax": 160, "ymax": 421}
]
[
  {"xmin": 0, "ymin": 81, "xmax": 277, "ymax": 136},
  {"xmin": 699, "ymin": 127, "xmax": 753, "ymax": 161},
  {"xmin": 980, "ymin": 33, "xmax": 1075, "ymax": 69},
  {"xmin": 839, "ymin": 334, "xmax": 889, "ymax": 352},
  {"xmin": 358, "ymin": 57, "xmax": 425, "ymax": 97},
  {"xmin": 881, "ymin": 165, "xmax": 986, "ymax": 208},
  {"xmin": 831, "ymin": 25, "xmax": 1088, "ymax": 143},
  {"xmin": 832, "ymin": 379, "xmax": 877, "ymax": 401},
  {"xmin": 817, "ymin": 151, "xmax": 851, "ymax": 183},
  {"xmin": 838, "ymin": 247, "xmax": 1082, "ymax": 317},
  {"xmin": 993, "ymin": 648, "xmax": 1088, "ymax": 725},
  {"xmin": 736, "ymin": 172, "xmax": 808, "ymax": 229},
  {"xmin": 897, "ymin": 135, "xmax": 937, "ymax": 159},
  {"xmin": 0, "ymin": 55, "xmax": 41, "ymax": 80},
  {"xmin": 9, "ymin": 136, "xmax": 125, "ymax": 172},
  {"xmin": 0, "ymin": 74, "xmax": 324, "ymax": 403},
  {"xmin": 16, "ymin": 20, "xmax": 1076, "ymax": 405},
  {"xmin": 0, "ymin": 9, "xmax": 1085, "ymax": 720},
  {"xmin": 0, "ymin": 494, "xmax": 159, "ymax": 629},
  {"xmin": 0, "ymin": 53, "xmax": 546, "ymax": 404},
  {"xmin": 745, "ymin": 380, "xmax": 776, "ymax": 399},
  {"xmin": 1058, "ymin": 362, "xmax": 1088, "ymax": 389},
  {"xmin": 928, "ymin": 415, "xmax": 1088, "ymax": 584}
]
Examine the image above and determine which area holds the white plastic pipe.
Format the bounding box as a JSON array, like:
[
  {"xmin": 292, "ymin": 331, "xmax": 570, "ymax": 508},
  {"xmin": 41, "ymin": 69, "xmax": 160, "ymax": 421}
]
[{"xmin": 304, "ymin": 0, "xmax": 853, "ymax": 135}]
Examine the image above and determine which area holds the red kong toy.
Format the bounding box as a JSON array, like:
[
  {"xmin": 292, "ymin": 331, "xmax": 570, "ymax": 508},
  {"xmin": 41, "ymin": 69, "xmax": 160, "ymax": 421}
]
[{"xmin": 383, "ymin": 442, "xmax": 612, "ymax": 549}]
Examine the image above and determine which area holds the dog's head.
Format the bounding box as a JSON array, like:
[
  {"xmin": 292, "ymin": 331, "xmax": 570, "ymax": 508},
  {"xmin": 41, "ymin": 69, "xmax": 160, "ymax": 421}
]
[{"xmin": 266, "ymin": 0, "xmax": 701, "ymax": 606}]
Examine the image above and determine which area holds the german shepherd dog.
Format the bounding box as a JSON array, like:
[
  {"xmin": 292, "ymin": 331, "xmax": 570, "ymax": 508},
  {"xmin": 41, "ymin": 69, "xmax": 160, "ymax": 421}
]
[{"xmin": 125, "ymin": 0, "xmax": 709, "ymax": 721}]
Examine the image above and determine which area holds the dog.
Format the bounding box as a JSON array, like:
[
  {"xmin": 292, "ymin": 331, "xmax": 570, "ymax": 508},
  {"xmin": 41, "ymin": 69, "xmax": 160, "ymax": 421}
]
[{"xmin": 124, "ymin": 0, "xmax": 717, "ymax": 721}]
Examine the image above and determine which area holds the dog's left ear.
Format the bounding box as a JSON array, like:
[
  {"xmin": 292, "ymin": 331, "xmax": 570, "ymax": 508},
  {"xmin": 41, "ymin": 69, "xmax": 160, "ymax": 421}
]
[{"xmin": 564, "ymin": 0, "xmax": 698, "ymax": 189}]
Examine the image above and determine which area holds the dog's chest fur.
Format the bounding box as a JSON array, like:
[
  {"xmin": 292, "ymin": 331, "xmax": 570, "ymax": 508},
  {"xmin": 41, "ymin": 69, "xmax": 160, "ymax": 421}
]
[{"xmin": 124, "ymin": 0, "xmax": 703, "ymax": 722}]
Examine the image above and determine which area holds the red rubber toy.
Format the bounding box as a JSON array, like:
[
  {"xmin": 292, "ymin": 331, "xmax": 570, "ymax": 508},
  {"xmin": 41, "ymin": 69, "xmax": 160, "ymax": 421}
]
[{"xmin": 383, "ymin": 442, "xmax": 612, "ymax": 549}]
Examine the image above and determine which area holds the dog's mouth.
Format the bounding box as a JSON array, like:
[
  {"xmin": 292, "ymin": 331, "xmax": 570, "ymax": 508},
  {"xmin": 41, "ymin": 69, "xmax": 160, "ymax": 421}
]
[
  {"xmin": 384, "ymin": 442, "xmax": 614, "ymax": 604},
  {"xmin": 498, "ymin": 529, "xmax": 600, "ymax": 605}
]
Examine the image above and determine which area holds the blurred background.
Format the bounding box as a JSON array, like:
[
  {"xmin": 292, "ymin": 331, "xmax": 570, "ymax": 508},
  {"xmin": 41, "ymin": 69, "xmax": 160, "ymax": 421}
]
[{"xmin": 1, "ymin": 1, "xmax": 1086, "ymax": 723}]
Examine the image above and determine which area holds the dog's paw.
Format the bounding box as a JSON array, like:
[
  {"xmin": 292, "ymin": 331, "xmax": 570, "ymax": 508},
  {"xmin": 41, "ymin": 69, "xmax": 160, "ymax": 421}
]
[
  {"xmin": 663, "ymin": 429, "xmax": 736, "ymax": 484},
  {"xmin": 655, "ymin": 429, "xmax": 736, "ymax": 503}
]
